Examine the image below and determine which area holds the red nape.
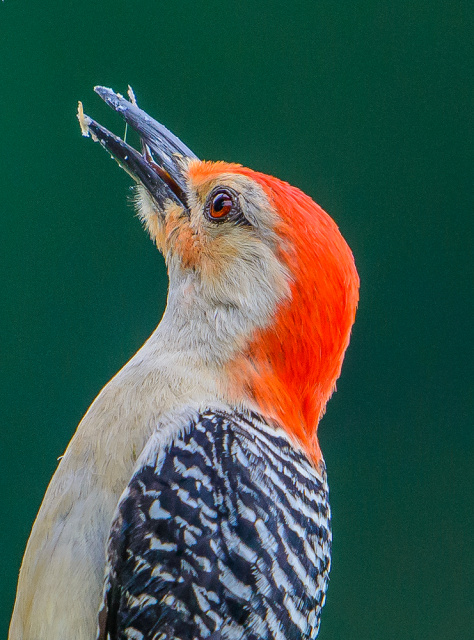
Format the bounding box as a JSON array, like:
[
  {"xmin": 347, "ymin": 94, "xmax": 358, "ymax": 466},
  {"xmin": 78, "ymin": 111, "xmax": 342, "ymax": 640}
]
[{"xmin": 230, "ymin": 168, "xmax": 359, "ymax": 466}]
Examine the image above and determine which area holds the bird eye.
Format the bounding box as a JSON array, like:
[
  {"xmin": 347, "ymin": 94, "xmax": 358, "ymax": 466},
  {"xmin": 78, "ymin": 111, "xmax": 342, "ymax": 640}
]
[{"xmin": 208, "ymin": 190, "xmax": 234, "ymax": 220}]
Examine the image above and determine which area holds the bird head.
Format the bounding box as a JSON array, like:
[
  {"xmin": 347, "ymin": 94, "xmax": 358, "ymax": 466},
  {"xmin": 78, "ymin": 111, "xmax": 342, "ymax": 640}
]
[{"xmin": 79, "ymin": 87, "xmax": 359, "ymax": 466}]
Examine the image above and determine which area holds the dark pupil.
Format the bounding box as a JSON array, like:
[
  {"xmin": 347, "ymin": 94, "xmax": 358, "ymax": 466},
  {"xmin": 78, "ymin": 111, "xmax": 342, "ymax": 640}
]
[{"xmin": 214, "ymin": 194, "xmax": 228, "ymax": 212}]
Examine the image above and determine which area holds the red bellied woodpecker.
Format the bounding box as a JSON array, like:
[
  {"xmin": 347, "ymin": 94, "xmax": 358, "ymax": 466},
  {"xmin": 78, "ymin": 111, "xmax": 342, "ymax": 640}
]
[{"xmin": 9, "ymin": 86, "xmax": 359, "ymax": 640}]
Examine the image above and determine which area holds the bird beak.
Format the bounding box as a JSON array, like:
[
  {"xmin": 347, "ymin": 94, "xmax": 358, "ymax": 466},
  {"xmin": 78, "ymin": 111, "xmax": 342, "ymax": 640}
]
[{"xmin": 78, "ymin": 86, "xmax": 198, "ymax": 210}]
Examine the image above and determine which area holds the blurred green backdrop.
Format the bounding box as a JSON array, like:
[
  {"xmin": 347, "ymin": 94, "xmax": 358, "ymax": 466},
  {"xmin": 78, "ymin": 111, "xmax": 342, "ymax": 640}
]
[{"xmin": 1, "ymin": 1, "xmax": 472, "ymax": 638}]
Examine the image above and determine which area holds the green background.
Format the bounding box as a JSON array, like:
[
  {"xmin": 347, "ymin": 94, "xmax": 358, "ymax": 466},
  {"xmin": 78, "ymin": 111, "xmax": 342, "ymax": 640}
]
[{"xmin": 1, "ymin": 1, "xmax": 472, "ymax": 638}]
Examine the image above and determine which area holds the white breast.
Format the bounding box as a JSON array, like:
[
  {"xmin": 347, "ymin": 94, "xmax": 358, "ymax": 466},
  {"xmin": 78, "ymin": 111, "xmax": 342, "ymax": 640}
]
[{"xmin": 8, "ymin": 329, "xmax": 233, "ymax": 640}]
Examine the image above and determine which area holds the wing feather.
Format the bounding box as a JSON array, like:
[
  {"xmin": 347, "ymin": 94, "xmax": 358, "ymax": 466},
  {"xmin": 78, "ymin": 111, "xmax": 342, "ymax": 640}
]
[{"xmin": 97, "ymin": 409, "xmax": 331, "ymax": 640}]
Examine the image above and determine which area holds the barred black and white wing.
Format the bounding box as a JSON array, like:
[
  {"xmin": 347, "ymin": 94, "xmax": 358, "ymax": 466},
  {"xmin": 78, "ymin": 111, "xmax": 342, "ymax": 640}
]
[{"xmin": 97, "ymin": 409, "xmax": 331, "ymax": 640}]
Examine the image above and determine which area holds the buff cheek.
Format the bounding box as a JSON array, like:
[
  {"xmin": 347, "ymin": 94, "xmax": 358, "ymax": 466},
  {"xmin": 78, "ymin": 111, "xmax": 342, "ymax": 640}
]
[{"xmin": 164, "ymin": 205, "xmax": 202, "ymax": 269}]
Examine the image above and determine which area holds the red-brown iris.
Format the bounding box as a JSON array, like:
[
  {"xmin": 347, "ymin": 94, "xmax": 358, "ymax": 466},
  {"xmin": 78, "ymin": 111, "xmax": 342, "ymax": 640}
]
[{"xmin": 209, "ymin": 190, "xmax": 234, "ymax": 219}]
